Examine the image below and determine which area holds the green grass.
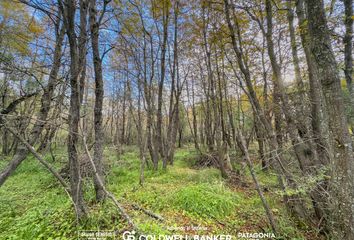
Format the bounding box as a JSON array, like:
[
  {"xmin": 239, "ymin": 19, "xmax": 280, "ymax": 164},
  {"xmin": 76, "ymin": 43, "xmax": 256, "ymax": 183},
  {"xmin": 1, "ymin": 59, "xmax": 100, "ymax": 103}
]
[
  {"xmin": 0, "ymin": 156, "xmax": 74, "ymax": 239},
  {"xmin": 171, "ymin": 183, "xmax": 239, "ymax": 218},
  {"xmin": 0, "ymin": 145, "xmax": 313, "ymax": 239}
]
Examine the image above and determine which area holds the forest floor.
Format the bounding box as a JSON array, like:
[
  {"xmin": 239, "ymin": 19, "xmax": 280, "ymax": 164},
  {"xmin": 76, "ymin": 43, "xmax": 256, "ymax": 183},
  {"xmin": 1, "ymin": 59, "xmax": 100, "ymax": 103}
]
[{"xmin": 0, "ymin": 146, "xmax": 321, "ymax": 239}]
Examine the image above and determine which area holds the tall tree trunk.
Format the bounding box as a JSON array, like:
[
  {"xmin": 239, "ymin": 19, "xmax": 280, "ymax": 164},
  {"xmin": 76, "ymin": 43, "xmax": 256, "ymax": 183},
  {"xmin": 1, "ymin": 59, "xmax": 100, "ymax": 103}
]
[
  {"xmin": 164, "ymin": 0, "xmax": 180, "ymax": 168},
  {"xmin": 343, "ymin": 0, "xmax": 353, "ymax": 97},
  {"xmin": 295, "ymin": 0, "xmax": 330, "ymax": 165},
  {"xmin": 343, "ymin": 0, "xmax": 354, "ymax": 132},
  {"xmin": 61, "ymin": 0, "xmax": 88, "ymax": 219},
  {"xmin": 287, "ymin": 0, "xmax": 311, "ymax": 139},
  {"xmin": 156, "ymin": 0, "xmax": 169, "ymax": 160},
  {"xmin": 1, "ymin": 77, "xmax": 9, "ymax": 156},
  {"xmin": 191, "ymin": 78, "xmax": 200, "ymax": 151},
  {"xmin": 129, "ymin": 77, "xmax": 146, "ymax": 185},
  {"xmin": 89, "ymin": 0, "xmax": 106, "ymax": 202},
  {"xmin": 291, "ymin": 1, "xmax": 331, "ymax": 226},
  {"xmin": 287, "ymin": 0, "xmax": 305, "ymax": 95},
  {"xmin": 201, "ymin": 5, "xmax": 216, "ymax": 152},
  {"xmin": 121, "ymin": 81, "xmax": 127, "ymax": 145},
  {"xmin": 306, "ymin": 0, "xmax": 354, "ymax": 237}
]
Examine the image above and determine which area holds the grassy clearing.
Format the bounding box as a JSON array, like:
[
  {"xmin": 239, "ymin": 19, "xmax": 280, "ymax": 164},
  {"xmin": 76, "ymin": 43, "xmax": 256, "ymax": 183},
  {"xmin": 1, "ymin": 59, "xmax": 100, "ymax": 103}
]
[{"xmin": 0, "ymin": 145, "xmax": 314, "ymax": 239}]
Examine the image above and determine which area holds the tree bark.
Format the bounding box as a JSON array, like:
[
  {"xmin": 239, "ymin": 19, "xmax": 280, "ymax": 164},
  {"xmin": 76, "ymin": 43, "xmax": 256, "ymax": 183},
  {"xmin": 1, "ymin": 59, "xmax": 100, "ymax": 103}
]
[
  {"xmin": 164, "ymin": 0, "xmax": 180, "ymax": 168},
  {"xmin": 156, "ymin": 0, "xmax": 169, "ymax": 161},
  {"xmin": 89, "ymin": 0, "xmax": 106, "ymax": 202},
  {"xmin": 60, "ymin": 0, "xmax": 88, "ymax": 220},
  {"xmin": 343, "ymin": 0, "xmax": 353, "ymax": 96},
  {"xmin": 306, "ymin": 0, "xmax": 354, "ymax": 237}
]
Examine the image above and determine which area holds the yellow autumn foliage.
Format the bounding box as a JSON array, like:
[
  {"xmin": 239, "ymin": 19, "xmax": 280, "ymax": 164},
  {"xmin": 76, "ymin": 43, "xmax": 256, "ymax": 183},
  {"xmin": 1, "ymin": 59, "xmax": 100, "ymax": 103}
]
[
  {"xmin": 0, "ymin": 0, "xmax": 43, "ymax": 55},
  {"xmin": 151, "ymin": 0, "xmax": 171, "ymax": 19}
]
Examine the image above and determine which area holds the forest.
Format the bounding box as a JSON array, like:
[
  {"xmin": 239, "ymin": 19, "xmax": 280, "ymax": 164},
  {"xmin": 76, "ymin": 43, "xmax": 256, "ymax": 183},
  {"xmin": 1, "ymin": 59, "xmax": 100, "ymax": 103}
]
[{"xmin": 0, "ymin": 0, "xmax": 353, "ymax": 239}]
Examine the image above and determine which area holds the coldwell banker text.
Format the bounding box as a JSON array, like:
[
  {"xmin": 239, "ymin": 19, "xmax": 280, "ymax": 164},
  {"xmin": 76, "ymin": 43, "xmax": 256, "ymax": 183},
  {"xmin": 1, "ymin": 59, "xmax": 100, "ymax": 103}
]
[{"xmin": 122, "ymin": 231, "xmax": 232, "ymax": 240}]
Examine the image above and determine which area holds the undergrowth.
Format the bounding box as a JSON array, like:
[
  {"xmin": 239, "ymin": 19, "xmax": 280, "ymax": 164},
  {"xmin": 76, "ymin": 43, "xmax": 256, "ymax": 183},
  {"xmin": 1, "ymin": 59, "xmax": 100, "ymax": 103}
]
[{"xmin": 0, "ymin": 145, "xmax": 313, "ymax": 239}]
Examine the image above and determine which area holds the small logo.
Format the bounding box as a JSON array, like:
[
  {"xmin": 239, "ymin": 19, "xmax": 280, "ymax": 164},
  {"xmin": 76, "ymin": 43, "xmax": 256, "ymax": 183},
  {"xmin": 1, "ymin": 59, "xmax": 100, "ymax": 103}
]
[
  {"xmin": 122, "ymin": 231, "xmax": 136, "ymax": 240},
  {"xmin": 237, "ymin": 232, "xmax": 275, "ymax": 239},
  {"xmin": 78, "ymin": 230, "xmax": 115, "ymax": 240}
]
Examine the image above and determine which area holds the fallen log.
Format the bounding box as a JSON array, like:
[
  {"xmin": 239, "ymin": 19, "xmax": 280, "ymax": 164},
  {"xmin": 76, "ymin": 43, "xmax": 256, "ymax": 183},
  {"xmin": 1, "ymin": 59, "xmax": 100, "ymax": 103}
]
[{"xmin": 131, "ymin": 203, "xmax": 164, "ymax": 222}]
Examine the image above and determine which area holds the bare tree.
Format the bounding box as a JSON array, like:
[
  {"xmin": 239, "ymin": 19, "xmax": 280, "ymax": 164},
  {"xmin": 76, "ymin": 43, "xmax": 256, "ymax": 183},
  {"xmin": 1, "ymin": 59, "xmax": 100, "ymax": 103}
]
[{"xmin": 0, "ymin": 11, "xmax": 65, "ymax": 186}]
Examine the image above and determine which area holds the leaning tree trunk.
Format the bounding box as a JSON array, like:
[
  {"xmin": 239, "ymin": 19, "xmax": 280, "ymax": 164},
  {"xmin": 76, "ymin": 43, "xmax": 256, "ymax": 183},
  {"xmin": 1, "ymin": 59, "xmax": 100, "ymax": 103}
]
[
  {"xmin": 266, "ymin": 0, "xmax": 310, "ymax": 171},
  {"xmin": 236, "ymin": 130, "xmax": 278, "ymax": 234},
  {"xmin": 223, "ymin": 0, "xmax": 307, "ymax": 219},
  {"xmin": 0, "ymin": 19, "xmax": 65, "ymax": 187}
]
